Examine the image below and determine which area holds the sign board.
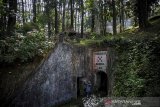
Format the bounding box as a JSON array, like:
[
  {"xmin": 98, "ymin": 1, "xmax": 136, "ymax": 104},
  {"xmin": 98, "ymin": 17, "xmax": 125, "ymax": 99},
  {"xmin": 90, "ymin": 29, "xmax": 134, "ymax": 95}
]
[{"xmin": 93, "ymin": 51, "xmax": 107, "ymax": 72}]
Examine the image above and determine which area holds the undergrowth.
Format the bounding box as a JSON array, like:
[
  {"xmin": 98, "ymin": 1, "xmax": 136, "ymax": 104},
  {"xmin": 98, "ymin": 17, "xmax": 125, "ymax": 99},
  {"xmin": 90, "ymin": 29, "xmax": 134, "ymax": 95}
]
[{"xmin": 0, "ymin": 31, "xmax": 54, "ymax": 64}]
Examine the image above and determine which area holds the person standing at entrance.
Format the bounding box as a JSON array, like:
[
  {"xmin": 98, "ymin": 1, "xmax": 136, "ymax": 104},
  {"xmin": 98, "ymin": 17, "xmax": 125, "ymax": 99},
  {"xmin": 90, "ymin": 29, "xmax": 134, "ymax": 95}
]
[{"xmin": 85, "ymin": 81, "xmax": 92, "ymax": 97}]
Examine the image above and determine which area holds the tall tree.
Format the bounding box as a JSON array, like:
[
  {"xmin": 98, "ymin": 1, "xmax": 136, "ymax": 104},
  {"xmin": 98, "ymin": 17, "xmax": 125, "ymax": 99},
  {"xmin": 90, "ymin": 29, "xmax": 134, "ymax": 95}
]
[
  {"xmin": 62, "ymin": 0, "xmax": 66, "ymax": 31},
  {"xmin": 0, "ymin": 0, "xmax": 7, "ymax": 34},
  {"xmin": 119, "ymin": 0, "xmax": 124, "ymax": 32},
  {"xmin": 81, "ymin": 0, "xmax": 84, "ymax": 38},
  {"xmin": 70, "ymin": 0, "xmax": 74, "ymax": 30},
  {"xmin": 55, "ymin": 0, "xmax": 59, "ymax": 34},
  {"xmin": 78, "ymin": 8, "xmax": 80, "ymax": 33},
  {"xmin": 22, "ymin": 0, "xmax": 25, "ymax": 25},
  {"xmin": 24, "ymin": 0, "xmax": 27, "ymax": 22},
  {"xmin": 135, "ymin": 0, "xmax": 158, "ymax": 29},
  {"xmin": 99, "ymin": 0, "xmax": 104, "ymax": 35},
  {"xmin": 45, "ymin": 0, "xmax": 51, "ymax": 38},
  {"xmin": 90, "ymin": 0, "xmax": 95, "ymax": 32},
  {"xmin": 112, "ymin": 0, "xmax": 117, "ymax": 34},
  {"xmin": 75, "ymin": 1, "xmax": 78, "ymax": 31},
  {"xmin": 103, "ymin": 0, "xmax": 108, "ymax": 35},
  {"xmin": 33, "ymin": 0, "xmax": 37, "ymax": 23},
  {"xmin": 136, "ymin": 0, "xmax": 148, "ymax": 29},
  {"xmin": 7, "ymin": 0, "xmax": 17, "ymax": 35}
]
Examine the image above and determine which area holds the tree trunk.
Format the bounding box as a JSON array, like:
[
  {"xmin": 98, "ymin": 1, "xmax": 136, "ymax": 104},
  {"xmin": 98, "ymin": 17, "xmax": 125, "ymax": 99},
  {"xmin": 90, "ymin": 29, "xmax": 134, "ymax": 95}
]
[
  {"xmin": 7, "ymin": 0, "xmax": 17, "ymax": 35},
  {"xmin": 78, "ymin": 12, "xmax": 80, "ymax": 33},
  {"xmin": 46, "ymin": 0, "xmax": 51, "ymax": 38},
  {"xmin": 24, "ymin": 0, "xmax": 26, "ymax": 11},
  {"xmin": 104, "ymin": 0, "xmax": 107, "ymax": 35},
  {"xmin": 134, "ymin": 16, "xmax": 138, "ymax": 27},
  {"xmin": 119, "ymin": 1, "xmax": 122, "ymax": 32},
  {"xmin": 91, "ymin": 9, "xmax": 95, "ymax": 32},
  {"xmin": 112, "ymin": 0, "xmax": 117, "ymax": 35},
  {"xmin": 81, "ymin": 0, "xmax": 84, "ymax": 38},
  {"xmin": 33, "ymin": 0, "xmax": 37, "ymax": 23},
  {"xmin": 70, "ymin": 0, "xmax": 74, "ymax": 30},
  {"xmin": 121, "ymin": 0, "xmax": 124, "ymax": 31},
  {"xmin": 75, "ymin": 5, "xmax": 78, "ymax": 31},
  {"xmin": 37, "ymin": 0, "xmax": 41, "ymax": 13},
  {"xmin": 137, "ymin": 0, "xmax": 149, "ymax": 29},
  {"xmin": 22, "ymin": 0, "xmax": 25, "ymax": 25},
  {"xmin": 0, "ymin": 0, "xmax": 7, "ymax": 34},
  {"xmin": 55, "ymin": 0, "xmax": 58, "ymax": 34},
  {"xmin": 62, "ymin": 0, "xmax": 66, "ymax": 31},
  {"xmin": 66, "ymin": 0, "xmax": 70, "ymax": 29},
  {"xmin": 59, "ymin": 1, "xmax": 62, "ymax": 32},
  {"xmin": 99, "ymin": 0, "xmax": 104, "ymax": 35}
]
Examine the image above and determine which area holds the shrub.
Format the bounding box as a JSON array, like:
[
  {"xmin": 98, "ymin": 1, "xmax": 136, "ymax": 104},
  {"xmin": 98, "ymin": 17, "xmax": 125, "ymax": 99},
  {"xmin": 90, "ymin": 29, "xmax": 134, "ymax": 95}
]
[
  {"xmin": 113, "ymin": 35, "xmax": 160, "ymax": 97},
  {"xmin": 0, "ymin": 31, "xmax": 54, "ymax": 63},
  {"xmin": 23, "ymin": 22, "xmax": 40, "ymax": 33}
]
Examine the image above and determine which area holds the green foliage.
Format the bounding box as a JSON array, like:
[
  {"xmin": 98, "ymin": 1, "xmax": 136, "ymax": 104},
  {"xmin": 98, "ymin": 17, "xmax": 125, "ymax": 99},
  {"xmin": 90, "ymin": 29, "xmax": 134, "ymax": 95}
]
[
  {"xmin": 0, "ymin": 31, "xmax": 54, "ymax": 63},
  {"xmin": 86, "ymin": 32, "xmax": 112, "ymax": 40},
  {"xmin": 112, "ymin": 33, "xmax": 160, "ymax": 97},
  {"xmin": 36, "ymin": 13, "xmax": 48, "ymax": 28},
  {"xmin": 23, "ymin": 22, "xmax": 40, "ymax": 33},
  {"xmin": 113, "ymin": 40, "xmax": 145, "ymax": 96},
  {"xmin": 89, "ymin": 32, "xmax": 100, "ymax": 39},
  {"xmin": 0, "ymin": 0, "xmax": 4, "ymax": 15},
  {"xmin": 85, "ymin": 0, "xmax": 94, "ymax": 11},
  {"xmin": 0, "ymin": 0, "xmax": 2, "ymax": 11}
]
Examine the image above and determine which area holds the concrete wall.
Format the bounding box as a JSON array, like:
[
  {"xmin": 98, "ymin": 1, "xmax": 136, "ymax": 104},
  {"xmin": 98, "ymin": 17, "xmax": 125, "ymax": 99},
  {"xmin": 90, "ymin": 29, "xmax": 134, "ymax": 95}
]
[
  {"xmin": 88, "ymin": 47, "xmax": 115, "ymax": 96},
  {"xmin": 11, "ymin": 43, "xmax": 91, "ymax": 107},
  {"xmin": 10, "ymin": 42, "xmax": 114, "ymax": 107}
]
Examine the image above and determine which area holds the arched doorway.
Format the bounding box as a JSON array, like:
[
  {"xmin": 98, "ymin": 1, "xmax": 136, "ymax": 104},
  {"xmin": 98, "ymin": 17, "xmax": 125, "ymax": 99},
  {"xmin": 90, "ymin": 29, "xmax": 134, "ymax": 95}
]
[{"xmin": 96, "ymin": 71, "xmax": 108, "ymax": 96}]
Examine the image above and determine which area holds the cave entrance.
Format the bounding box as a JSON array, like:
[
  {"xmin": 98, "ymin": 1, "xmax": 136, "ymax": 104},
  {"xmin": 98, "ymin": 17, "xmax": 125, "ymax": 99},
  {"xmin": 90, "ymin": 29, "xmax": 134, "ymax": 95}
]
[
  {"xmin": 77, "ymin": 77, "xmax": 85, "ymax": 97},
  {"xmin": 96, "ymin": 71, "xmax": 108, "ymax": 96}
]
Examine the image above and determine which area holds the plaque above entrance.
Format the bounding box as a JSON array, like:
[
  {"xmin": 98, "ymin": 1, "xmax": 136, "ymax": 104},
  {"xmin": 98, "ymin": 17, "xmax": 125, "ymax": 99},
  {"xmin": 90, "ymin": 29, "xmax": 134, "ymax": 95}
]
[{"xmin": 93, "ymin": 51, "xmax": 107, "ymax": 72}]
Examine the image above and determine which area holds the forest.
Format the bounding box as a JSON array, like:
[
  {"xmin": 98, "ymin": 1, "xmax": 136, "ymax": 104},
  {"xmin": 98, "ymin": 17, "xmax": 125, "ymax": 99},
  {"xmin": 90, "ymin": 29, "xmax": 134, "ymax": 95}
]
[
  {"xmin": 0, "ymin": 0, "xmax": 159, "ymax": 63},
  {"xmin": 0, "ymin": 0, "xmax": 160, "ymax": 106}
]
